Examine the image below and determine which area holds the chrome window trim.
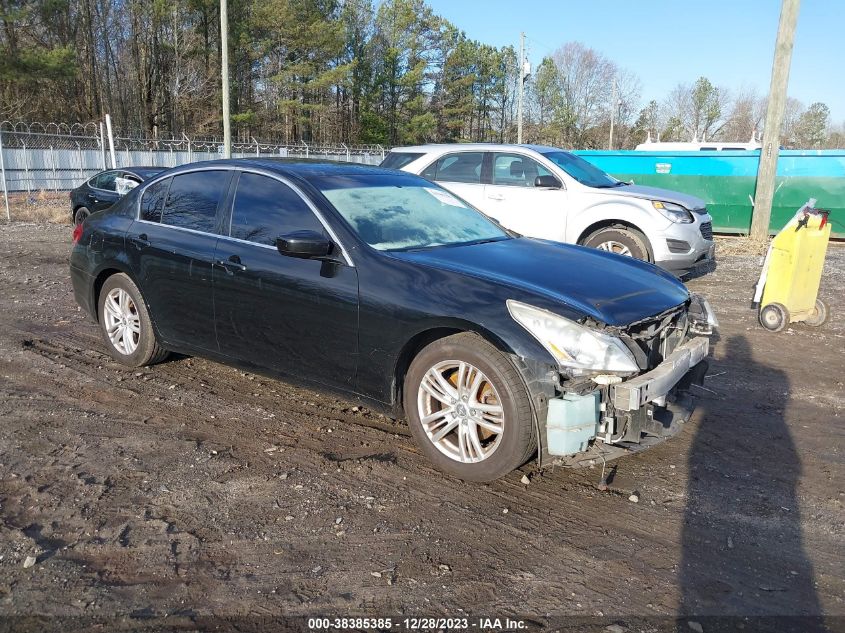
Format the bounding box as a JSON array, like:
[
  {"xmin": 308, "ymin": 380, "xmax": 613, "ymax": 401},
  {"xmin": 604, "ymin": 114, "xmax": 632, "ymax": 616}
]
[
  {"xmin": 136, "ymin": 217, "xmax": 221, "ymax": 239},
  {"xmin": 135, "ymin": 165, "xmax": 354, "ymax": 267},
  {"xmin": 135, "ymin": 221, "xmax": 278, "ymax": 252}
]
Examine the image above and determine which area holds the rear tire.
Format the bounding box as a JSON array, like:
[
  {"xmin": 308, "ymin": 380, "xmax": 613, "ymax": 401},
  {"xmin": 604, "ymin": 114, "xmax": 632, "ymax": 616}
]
[
  {"xmin": 584, "ymin": 226, "xmax": 650, "ymax": 261},
  {"xmin": 98, "ymin": 273, "xmax": 169, "ymax": 367},
  {"xmin": 403, "ymin": 332, "xmax": 536, "ymax": 482},
  {"xmin": 74, "ymin": 206, "xmax": 91, "ymax": 225},
  {"xmin": 759, "ymin": 302, "xmax": 789, "ymax": 332},
  {"xmin": 803, "ymin": 299, "xmax": 828, "ymax": 327}
]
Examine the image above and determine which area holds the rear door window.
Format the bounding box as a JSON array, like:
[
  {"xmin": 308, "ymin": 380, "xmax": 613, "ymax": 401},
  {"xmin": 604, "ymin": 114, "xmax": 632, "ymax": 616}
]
[
  {"xmin": 91, "ymin": 171, "xmax": 118, "ymax": 191},
  {"xmin": 422, "ymin": 152, "xmax": 484, "ymax": 184},
  {"xmin": 140, "ymin": 178, "xmax": 171, "ymax": 222},
  {"xmin": 229, "ymin": 173, "xmax": 324, "ymax": 246},
  {"xmin": 161, "ymin": 171, "xmax": 229, "ymax": 233}
]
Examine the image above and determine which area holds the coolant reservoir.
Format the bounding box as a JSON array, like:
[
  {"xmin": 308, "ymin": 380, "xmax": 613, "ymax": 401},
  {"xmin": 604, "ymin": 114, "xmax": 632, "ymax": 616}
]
[{"xmin": 546, "ymin": 392, "xmax": 600, "ymax": 456}]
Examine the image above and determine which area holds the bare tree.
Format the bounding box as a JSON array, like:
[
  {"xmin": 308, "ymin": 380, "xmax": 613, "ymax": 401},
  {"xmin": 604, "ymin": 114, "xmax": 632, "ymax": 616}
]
[
  {"xmin": 551, "ymin": 42, "xmax": 616, "ymax": 146},
  {"xmin": 526, "ymin": 42, "xmax": 640, "ymax": 148},
  {"xmin": 780, "ymin": 97, "xmax": 805, "ymax": 146},
  {"xmin": 719, "ymin": 86, "xmax": 766, "ymax": 142},
  {"xmin": 661, "ymin": 77, "xmax": 729, "ymax": 141}
]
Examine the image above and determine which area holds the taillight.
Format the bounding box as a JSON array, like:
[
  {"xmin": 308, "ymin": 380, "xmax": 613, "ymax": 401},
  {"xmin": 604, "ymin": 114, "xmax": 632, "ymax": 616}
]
[{"xmin": 72, "ymin": 223, "xmax": 84, "ymax": 243}]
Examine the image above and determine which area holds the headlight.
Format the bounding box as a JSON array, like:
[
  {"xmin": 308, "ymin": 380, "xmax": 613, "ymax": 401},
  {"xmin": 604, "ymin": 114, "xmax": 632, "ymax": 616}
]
[
  {"xmin": 507, "ymin": 300, "xmax": 639, "ymax": 375},
  {"xmin": 689, "ymin": 293, "xmax": 719, "ymax": 333},
  {"xmin": 652, "ymin": 200, "xmax": 693, "ymax": 223}
]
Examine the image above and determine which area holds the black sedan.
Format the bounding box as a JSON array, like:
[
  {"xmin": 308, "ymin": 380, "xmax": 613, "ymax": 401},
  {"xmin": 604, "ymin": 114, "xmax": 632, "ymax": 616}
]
[
  {"xmin": 70, "ymin": 160, "xmax": 717, "ymax": 481},
  {"xmin": 70, "ymin": 167, "xmax": 163, "ymax": 225}
]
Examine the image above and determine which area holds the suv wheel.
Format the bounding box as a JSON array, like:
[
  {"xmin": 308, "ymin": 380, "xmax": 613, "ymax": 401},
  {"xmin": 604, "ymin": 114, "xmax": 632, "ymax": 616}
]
[
  {"xmin": 403, "ymin": 333, "xmax": 536, "ymax": 481},
  {"xmin": 98, "ymin": 273, "xmax": 169, "ymax": 367},
  {"xmin": 584, "ymin": 226, "xmax": 650, "ymax": 261}
]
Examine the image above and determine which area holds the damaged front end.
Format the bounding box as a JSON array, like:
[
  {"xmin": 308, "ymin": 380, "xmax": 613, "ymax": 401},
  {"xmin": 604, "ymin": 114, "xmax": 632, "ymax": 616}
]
[{"xmin": 509, "ymin": 293, "xmax": 718, "ymax": 468}]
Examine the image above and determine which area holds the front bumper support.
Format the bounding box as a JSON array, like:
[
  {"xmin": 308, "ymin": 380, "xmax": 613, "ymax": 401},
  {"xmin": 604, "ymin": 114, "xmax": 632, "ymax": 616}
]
[{"xmin": 611, "ymin": 337, "xmax": 709, "ymax": 411}]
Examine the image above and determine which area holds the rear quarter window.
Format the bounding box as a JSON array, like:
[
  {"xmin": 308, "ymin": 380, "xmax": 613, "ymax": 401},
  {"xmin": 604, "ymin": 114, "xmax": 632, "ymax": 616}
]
[
  {"xmin": 422, "ymin": 152, "xmax": 484, "ymax": 184},
  {"xmin": 380, "ymin": 152, "xmax": 424, "ymax": 170}
]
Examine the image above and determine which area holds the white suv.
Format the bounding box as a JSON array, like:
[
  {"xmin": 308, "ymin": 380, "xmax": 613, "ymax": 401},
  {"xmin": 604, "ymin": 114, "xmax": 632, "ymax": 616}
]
[{"xmin": 382, "ymin": 144, "xmax": 715, "ymax": 275}]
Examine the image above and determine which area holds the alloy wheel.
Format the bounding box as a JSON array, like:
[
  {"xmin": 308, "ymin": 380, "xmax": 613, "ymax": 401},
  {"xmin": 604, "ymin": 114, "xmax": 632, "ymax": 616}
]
[
  {"xmin": 416, "ymin": 360, "xmax": 505, "ymax": 464},
  {"xmin": 596, "ymin": 240, "xmax": 633, "ymax": 256},
  {"xmin": 102, "ymin": 288, "xmax": 141, "ymax": 355}
]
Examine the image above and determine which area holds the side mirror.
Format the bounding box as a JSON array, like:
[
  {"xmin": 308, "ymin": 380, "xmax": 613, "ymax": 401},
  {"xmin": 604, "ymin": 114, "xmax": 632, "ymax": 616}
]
[
  {"xmin": 534, "ymin": 175, "xmax": 562, "ymax": 189},
  {"xmin": 276, "ymin": 230, "xmax": 333, "ymax": 259}
]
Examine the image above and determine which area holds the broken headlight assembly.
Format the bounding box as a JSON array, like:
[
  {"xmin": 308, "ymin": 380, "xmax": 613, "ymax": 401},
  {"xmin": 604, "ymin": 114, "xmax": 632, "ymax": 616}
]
[
  {"xmin": 688, "ymin": 293, "xmax": 719, "ymax": 335},
  {"xmin": 506, "ymin": 300, "xmax": 639, "ymax": 376}
]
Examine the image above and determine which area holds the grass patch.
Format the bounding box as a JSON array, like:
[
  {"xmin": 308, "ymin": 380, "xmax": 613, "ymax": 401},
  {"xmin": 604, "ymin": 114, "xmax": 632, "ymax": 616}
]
[{"xmin": 3, "ymin": 191, "xmax": 70, "ymax": 224}]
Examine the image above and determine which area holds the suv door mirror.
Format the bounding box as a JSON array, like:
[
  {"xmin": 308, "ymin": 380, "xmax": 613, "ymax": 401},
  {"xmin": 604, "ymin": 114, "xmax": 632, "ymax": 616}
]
[
  {"xmin": 276, "ymin": 230, "xmax": 333, "ymax": 259},
  {"xmin": 534, "ymin": 175, "xmax": 562, "ymax": 189}
]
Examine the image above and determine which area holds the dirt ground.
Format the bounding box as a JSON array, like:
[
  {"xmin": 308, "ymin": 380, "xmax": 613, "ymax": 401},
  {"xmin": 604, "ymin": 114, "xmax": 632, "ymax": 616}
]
[{"xmin": 0, "ymin": 223, "xmax": 842, "ymax": 632}]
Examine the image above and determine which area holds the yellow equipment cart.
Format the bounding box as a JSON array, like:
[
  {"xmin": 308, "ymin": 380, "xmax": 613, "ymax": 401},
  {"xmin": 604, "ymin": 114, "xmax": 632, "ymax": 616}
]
[{"xmin": 752, "ymin": 199, "xmax": 831, "ymax": 332}]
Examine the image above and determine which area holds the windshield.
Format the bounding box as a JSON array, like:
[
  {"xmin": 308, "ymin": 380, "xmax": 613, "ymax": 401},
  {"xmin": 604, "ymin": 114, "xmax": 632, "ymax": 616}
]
[
  {"xmin": 315, "ymin": 174, "xmax": 508, "ymax": 251},
  {"xmin": 541, "ymin": 151, "xmax": 621, "ymax": 188}
]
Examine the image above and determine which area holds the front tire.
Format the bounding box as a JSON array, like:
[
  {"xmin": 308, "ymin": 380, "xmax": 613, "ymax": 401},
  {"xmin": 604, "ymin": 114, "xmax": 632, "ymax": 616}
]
[
  {"xmin": 403, "ymin": 333, "xmax": 536, "ymax": 482},
  {"xmin": 98, "ymin": 273, "xmax": 169, "ymax": 367},
  {"xmin": 584, "ymin": 226, "xmax": 650, "ymax": 261}
]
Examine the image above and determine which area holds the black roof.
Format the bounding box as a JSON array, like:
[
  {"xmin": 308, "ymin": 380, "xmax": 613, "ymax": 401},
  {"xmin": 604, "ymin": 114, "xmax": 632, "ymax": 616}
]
[{"xmin": 124, "ymin": 166, "xmax": 166, "ymax": 179}]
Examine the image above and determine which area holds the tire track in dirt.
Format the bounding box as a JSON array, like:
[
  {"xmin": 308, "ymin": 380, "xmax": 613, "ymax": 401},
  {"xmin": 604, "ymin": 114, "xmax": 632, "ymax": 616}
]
[{"xmin": 1, "ymin": 224, "xmax": 842, "ymax": 622}]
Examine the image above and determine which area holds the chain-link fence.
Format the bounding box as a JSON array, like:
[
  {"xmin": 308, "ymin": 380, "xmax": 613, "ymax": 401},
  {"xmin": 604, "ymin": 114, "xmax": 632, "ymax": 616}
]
[{"xmin": 0, "ymin": 120, "xmax": 388, "ymax": 220}]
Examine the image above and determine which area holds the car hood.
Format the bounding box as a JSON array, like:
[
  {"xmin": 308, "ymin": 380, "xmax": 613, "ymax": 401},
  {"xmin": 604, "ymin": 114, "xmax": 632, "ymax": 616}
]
[
  {"xmin": 596, "ymin": 184, "xmax": 706, "ymax": 211},
  {"xmin": 390, "ymin": 238, "xmax": 690, "ymax": 326}
]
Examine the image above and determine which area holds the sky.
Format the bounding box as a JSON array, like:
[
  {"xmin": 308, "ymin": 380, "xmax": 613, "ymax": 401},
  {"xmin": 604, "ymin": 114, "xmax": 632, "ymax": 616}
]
[{"xmin": 424, "ymin": 0, "xmax": 843, "ymax": 124}]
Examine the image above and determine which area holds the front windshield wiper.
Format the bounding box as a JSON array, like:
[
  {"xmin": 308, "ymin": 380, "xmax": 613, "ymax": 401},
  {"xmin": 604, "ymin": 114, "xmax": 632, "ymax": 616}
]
[
  {"xmin": 454, "ymin": 236, "xmax": 511, "ymax": 248},
  {"xmin": 594, "ymin": 181, "xmax": 628, "ymax": 188},
  {"xmin": 387, "ymin": 236, "xmax": 510, "ymax": 253}
]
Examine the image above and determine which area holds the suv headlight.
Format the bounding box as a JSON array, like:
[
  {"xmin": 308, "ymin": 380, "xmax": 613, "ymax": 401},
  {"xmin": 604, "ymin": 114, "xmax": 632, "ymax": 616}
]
[
  {"xmin": 652, "ymin": 200, "xmax": 693, "ymax": 223},
  {"xmin": 507, "ymin": 300, "xmax": 639, "ymax": 375}
]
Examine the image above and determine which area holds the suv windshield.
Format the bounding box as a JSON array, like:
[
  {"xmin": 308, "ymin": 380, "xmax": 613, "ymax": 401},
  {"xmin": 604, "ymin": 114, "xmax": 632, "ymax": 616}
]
[
  {"xmin": 315, "ymin": 174, "xmax": 508, "ymax": 251},
  {"xmin": 541, "ymin": 151, "xmax": 622, "ymax": 188}
]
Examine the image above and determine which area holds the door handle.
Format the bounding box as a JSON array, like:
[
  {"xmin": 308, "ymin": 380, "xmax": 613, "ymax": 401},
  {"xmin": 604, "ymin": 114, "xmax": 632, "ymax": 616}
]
[
  {"xmin": 487, "ymin": 193, "xmax": 505, "ymax": 201},
  {"xmin": 215, "ymin": 255, "xmax": 247, "ymax": 273},
  {"xmin": 130, "ymin": 233, "xmax": 150, "ymax": 249}
]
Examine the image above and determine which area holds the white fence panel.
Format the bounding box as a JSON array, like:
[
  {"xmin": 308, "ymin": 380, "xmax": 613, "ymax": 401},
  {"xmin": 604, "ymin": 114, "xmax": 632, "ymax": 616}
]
[{"xmin": 1, "ymin": 123, "xmax": 387, "ymax": 195}]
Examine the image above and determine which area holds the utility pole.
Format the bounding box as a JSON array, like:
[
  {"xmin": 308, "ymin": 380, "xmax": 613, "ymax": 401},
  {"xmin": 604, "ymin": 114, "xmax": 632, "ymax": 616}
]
[
  {"xmin": 517, "ymin": 32, "xmax": 525, "ymax": 144},
  {"xmin": 608, "ymin": 77, "xmax": 617, "ymax": 150},
  {"xmin": 750, "ymin": 0, "xmax": 800, "ymax": 241},
  {"xmin": 105, "ymin": 114, "xmax": 116, "ymax": 168},
  {"xmin": 0, "ymin": 128, "xmax": 9, "ymax": 222},
  {"xmin": 220, "ymin": 0, "xmax": 232, "ymax": 159}
]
